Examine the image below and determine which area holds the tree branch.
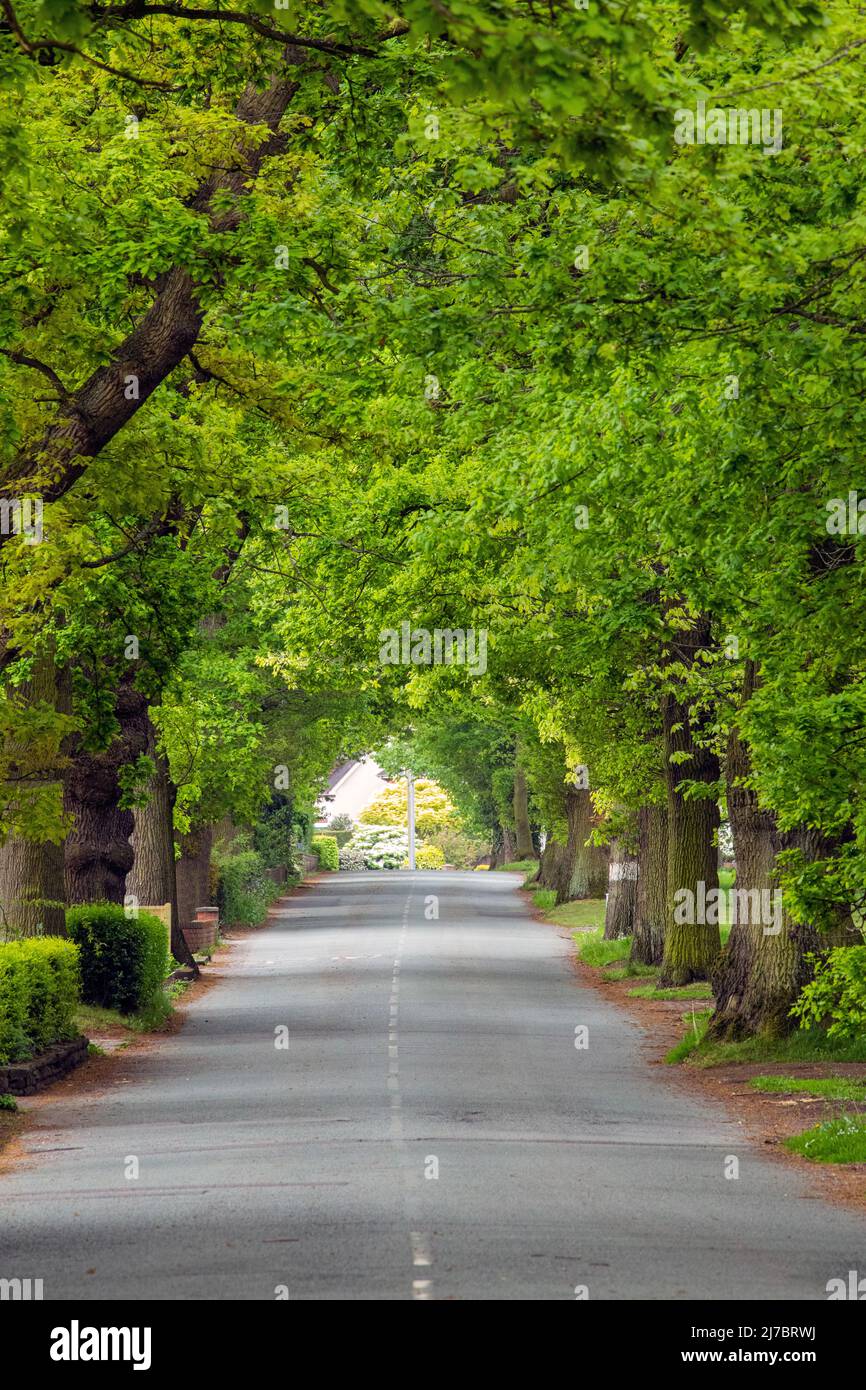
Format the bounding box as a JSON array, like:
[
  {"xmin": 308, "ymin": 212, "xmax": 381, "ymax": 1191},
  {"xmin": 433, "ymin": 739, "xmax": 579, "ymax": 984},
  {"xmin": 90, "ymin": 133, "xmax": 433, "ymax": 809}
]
[
  {"xmin": 89, "ymin": 4, "xmax": 378, "ymax": 58},
  {"xmin": 0, "ymin": 349, "xmax": 70, "ymax": 399}
]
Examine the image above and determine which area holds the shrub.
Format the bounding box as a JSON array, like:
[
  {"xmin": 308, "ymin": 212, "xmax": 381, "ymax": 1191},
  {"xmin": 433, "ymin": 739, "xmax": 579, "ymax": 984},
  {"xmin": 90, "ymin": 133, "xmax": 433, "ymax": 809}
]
[
  {"xmin": 0, "ymin": 937, "xmax": 80, "ymax": 1064},
  {"xmin": 325, "ymin": 814, "xmax": 356, "ymax": 848},
  {"xmin": 359, "ymin": 779, "xmax": 460, "ymax": 835},
  {"xmin": 338, "ymin": 846, "xmax": 367, "ymax": 872},
  {"xmin": 791, "ymin": 946, "xmax": 866, "ymax": 1040},
  {"xmin": 346, "ymin": 824, "xmax": 408, "ymax": 870},
  {"xmin": 67, "ymin": 904, "xmax": 168, "ymax": 1016},
  {"xmin": 406, "ymin": 844, "xmax": 446, "ymax": 870},
  {"xmin": 424, "ymin": 825, "xmax": 487, "ymax": 868},
  {"xmin": 214, "ymin": 848, "xmax": 279, "ymax": 926},
  {"xmin": 311, "ymin": 835, "xmax": 339, "ymax": 871},
  {"xmin": 253, "ymin": 801, "xmax": 294, "ymax": 870}
]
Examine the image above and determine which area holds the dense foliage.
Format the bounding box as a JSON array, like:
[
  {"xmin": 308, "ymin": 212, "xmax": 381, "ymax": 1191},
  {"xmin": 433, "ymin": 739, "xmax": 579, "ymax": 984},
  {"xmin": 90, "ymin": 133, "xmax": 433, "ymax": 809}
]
[
  {"xmin": 67, "ymin": 905, "xmax": 168, "ymax": 1015},
  {"xmin": 1, "ymin": 1, "xmax": 865, "ymax": 1036},
  {"xmin": 213, "ymin": 849, "xmax": 280, "ymax": 927},
  {"xmin": 311, "ymin": 835, "xmax": 339, "ymax": 872},
  {"xmin": 0, "ymin": 938, "xmax": 80, "ymax": 1063}
]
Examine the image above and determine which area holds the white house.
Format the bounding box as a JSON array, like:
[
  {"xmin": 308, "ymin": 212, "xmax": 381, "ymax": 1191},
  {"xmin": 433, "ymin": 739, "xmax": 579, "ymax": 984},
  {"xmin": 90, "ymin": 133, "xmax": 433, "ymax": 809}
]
[{"xmin": 314, "ymin": 757, "xmax": 389, "ymax": 827}]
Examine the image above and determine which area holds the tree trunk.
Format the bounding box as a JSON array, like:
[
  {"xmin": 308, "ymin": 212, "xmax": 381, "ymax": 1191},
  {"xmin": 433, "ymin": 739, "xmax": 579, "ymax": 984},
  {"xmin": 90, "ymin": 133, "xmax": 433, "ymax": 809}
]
[
  {"xmin": 175, "ymin": 823, "xmax": 214, "ymax": 939},
  {"xmin": 534, "ymin": 837, "xmax": 572, "ymax": 900},
  {"xmin": 658, "ymin": 618, "xmax": 722, "ymax": 986},
  {"xmin": 710, "ymin": 663, "xmax": 853, "ymax": 1039},
  {"xmin": 498, "ymin": 822, "xmax": 518, "ymax": 865},
  {"xmin": 63, "ymin": 676, "xmax": 149, "ymax": 904},
  {"xmin": 512, "ymin": 766, "xmax": 536, "ymax": 860},
  {"xmin": 0, "ymin": 835, "xmax": 66, "ymax": 939},
  {"xmin": 563, "ymin": 788, "xmax": 608, "ymax": 903},
  {"xmin": 0, "ymin": 652, "xmax": 70, "ymax": 937},
  {"xmin": 0, "ymin": 71, "xmax": 304, "ymax": 536},
  {"xmin": 630, "ymin": 802, "xmax": 668, "ymax": 966},
  {"xmin": 127, "ymin": 712, "xmax": 194, "ymax": 968},
  {"xmin": 604, "ymin": 836, "xmax": 639, "ymax": 940}
]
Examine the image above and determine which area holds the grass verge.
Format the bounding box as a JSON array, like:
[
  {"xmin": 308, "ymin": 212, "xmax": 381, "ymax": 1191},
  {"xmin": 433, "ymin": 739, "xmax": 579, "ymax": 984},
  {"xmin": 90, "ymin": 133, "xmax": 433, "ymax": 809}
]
[
  {"xmin": 574, "ymin": 929, "xmax": 633, "ymax": 969},
  {"xmin": 667, "ymin": 1023, "xmax": 866, "ymax": 1069},
  {"xmin": 785, "ymin": 1116, "xmax": 866, "ymax": 1163},
  {"xmin": 530, "ymin": 888, "xmax": 557, "ymax": 912},
  {"xmin": 750, "ymin": 1075, "xmax": 866, "ymax": 1102},
  {"xmin": 665, "ymin": 1009, "xmax": 713, "ymax": 1063},
  {"xmin": 75, "ymin": 988, "xmax": 177, "ymax": 1039},
  {"xmin": 629, "ymin": 982, "xmax": 713, "ymax": 1001},
  {"xmin": 550, "ymin": 899, "xmax": 606, "ymax": 931}
]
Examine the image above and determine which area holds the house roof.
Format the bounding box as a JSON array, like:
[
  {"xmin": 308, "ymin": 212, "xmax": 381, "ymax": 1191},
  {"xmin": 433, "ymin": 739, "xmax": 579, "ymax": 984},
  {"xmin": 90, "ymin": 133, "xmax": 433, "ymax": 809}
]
[{"xmin": 326, "ymin": 760, "xmax": 356, "ymax": 793}]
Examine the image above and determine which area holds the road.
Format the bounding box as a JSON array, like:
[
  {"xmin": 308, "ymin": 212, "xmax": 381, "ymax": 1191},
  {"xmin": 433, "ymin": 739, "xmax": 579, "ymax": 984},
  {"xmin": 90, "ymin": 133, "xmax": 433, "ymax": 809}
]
[{"xmin": 1, "ymin": 870, "xmax": 864, "ymax": 1300}]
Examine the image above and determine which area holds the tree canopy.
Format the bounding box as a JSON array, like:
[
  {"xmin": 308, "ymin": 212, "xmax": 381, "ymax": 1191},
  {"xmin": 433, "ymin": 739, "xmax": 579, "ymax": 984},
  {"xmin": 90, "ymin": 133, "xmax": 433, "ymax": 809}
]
[{"xmin": 2, "ymin": 0, "xmax": 866, "ymax": 1028}]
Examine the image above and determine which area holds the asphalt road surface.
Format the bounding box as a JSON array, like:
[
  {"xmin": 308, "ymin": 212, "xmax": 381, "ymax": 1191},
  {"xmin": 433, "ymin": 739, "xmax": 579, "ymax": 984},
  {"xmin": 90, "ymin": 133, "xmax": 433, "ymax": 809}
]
[{"xmin": 2, "ymin": 871, "xmax": 864, "ymax": 1300}]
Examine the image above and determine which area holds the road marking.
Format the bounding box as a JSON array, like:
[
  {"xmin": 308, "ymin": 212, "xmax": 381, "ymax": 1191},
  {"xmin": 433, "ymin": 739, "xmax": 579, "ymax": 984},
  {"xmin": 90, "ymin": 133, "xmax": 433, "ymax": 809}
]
[
  {"xmin": 410, "ymin": 1231, "xmax": 432, "ymax": 1267},
  {"xmin": 386, "ymin": 889, "xmax": 435, "ymax": 1300}
]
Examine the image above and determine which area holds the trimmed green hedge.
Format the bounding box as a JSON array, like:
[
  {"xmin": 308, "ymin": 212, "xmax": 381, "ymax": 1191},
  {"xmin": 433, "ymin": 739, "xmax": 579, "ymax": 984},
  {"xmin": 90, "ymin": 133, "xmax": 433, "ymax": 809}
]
[
  {"xmin": 0, "ymin": 938, "xmax": 80, "ymax": 1064},
  {"xmin": 66, "ymin": 904, "xmax": 168, "ymax": 1015},
  {"xmin": 214, "ymin": 849, "xmax": 278, "ymax": 926},
  {"xmin": 311, "ymin": 835, "xmax": 339, "ymax": 871}
]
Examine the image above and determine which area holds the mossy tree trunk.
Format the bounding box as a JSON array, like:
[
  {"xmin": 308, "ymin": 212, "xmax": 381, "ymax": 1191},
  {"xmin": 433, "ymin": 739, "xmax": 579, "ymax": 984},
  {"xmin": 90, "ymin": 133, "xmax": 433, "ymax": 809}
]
[
  {"xmin": 710, "ymin": 664, "xmax": 853, "ymax": 1039},
  {"xmin": 127, "ymin": 710, "xmax": 194, "ymax": 968},
  {"xmin": 658, "ymin": 616, "xmax": 722, "ymax": 986},
  {"xmin": 497, "ymin": 822, "xmax": 518, "ymax": 866},
  {"xmin": 0, "ymin": 834, "xmax": 66, "ymax": 938},
  {"xmin": 0, "ymin": 651, "xmax": 70, "ymax": 937},
  {"xmin": 564, "ymin": 787, "xmax": 608, "ymax": 904},
  {"xmin": 512, "ymin": 765, "xmax": 536, "ymax": 860},
  {"xmin": 63, "ymin": 676, "xmax": 150, "ymax": 905},
  {"xmin": 630, "ymin": 801, "xmax": 668, "ymax": 967},
  {"xmin": 533, "ymin": 836, "xmax": 572, "ymax": 899}
]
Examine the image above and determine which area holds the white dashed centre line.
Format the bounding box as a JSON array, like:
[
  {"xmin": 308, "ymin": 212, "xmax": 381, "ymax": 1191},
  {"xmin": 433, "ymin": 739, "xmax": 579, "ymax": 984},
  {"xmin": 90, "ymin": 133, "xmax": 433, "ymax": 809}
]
[{"xmin": 388, "ymin": 888, "xmax": 435, "ymax": 1300}]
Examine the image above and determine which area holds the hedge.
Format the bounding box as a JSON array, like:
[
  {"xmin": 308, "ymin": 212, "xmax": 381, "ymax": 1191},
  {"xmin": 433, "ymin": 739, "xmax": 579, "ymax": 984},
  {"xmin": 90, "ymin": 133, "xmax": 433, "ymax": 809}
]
[
  {"xmin": 214, "ymin": 849, "xmax": 279, "ymax": 926},
  {"xmin": 66, "ymin": 904, "xmax": 168, "ymax": 1015},
  {"xmin": 0, "ymin": 938, "xmax": 80, "ymax": 1065},
  {"xmin": 311, "ymin": 835, "xmax": 339, "ymax": 872}
]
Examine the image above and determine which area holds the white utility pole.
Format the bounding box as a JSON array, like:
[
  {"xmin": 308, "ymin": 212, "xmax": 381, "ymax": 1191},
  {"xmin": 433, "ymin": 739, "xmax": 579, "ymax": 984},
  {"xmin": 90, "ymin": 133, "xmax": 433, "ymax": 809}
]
[{"xmin": 406, "ymin": 771, "xmax": 416, "ymax": 871}]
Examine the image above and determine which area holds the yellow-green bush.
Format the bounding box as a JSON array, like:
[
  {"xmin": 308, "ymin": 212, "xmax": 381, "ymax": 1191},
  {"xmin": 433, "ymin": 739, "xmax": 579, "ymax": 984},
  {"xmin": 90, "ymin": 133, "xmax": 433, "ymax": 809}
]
[
  {"xmin": 312, "ymin": 835, "xmax": 339, "ymax": 871},
  {"xmin": 0, "ymin": 937, "xmax": 80, "ymax": 1064},
  {"xmin": 405, "ymin": 844, "xmax": 446, "ymax": 870}
]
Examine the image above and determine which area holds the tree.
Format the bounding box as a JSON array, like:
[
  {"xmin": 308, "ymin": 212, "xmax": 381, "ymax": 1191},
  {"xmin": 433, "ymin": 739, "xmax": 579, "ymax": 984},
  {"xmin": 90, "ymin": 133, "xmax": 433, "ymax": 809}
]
[{"xmin": 359, "ymin": 778, "xmax": 460, "ymax": 837}]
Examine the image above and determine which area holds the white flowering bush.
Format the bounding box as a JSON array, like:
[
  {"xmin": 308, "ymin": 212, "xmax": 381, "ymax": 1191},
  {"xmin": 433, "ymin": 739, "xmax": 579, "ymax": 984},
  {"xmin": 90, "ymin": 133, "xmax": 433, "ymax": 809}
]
[
  {"xmin": 338, "ymin": 846, "xmax": 367, "ymax": 872},
  {"xmin": 346, "ymin": 824, "xmax": 409, "ymax": 870}
]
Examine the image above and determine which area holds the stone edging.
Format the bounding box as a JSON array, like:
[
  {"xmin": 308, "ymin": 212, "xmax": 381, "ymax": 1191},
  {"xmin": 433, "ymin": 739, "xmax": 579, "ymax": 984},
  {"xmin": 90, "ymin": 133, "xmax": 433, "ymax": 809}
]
[{"xmin": 0, "ymin": 1035, "xmax": 90, "ymax": 1096}]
